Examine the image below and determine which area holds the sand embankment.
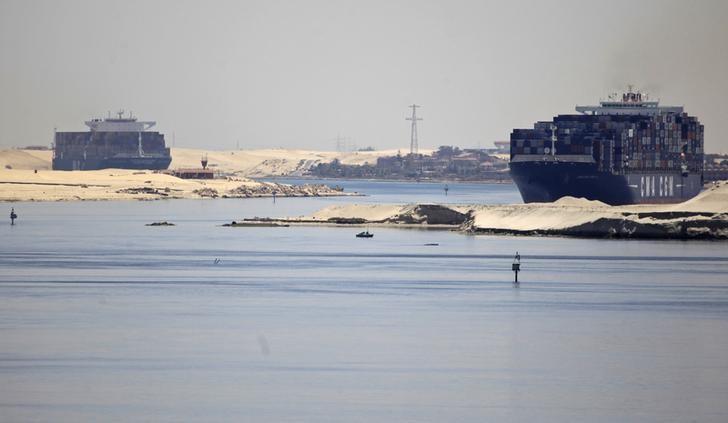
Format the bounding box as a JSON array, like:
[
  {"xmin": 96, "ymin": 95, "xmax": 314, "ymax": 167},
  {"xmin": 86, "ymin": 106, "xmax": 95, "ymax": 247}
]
[
  {"xmin": 0, "ymin": 148, "xmax": 421, "ymax": 177},
  {"xmin": 170, "ymin": 148, "xmax": 419, "ymax": 176},
  {"xmin": 271, "ymin": 182, "xmax": 728, "ymax": 239},
  {"xmin": 0, "ymin": 150, "xmax": 52, "ymax": 170},
  {"xmin": 0, "ymin": 147, "xmax": 392, "ymax": 201},
  {"xmin": 0, "ymin": 169, "xmax": 350, "ymax": 202}
]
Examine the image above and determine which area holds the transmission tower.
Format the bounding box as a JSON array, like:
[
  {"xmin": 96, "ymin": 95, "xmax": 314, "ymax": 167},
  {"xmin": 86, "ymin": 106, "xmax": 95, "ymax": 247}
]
[
  {"xmin": 406, "ymin": 104, "xmax": 422, "ymax": 155},
  {"xmin": 332, "ymin": 134, "xmax": 350, "ymax": 152}
]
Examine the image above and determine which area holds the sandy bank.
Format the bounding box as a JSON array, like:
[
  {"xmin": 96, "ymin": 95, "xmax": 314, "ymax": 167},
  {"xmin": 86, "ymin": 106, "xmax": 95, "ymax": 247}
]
[
  {"xmin": 267, "ymin": 182, "xmax": 728, "ymax": 239},
  {"xmin": 170, "ymin": 148, "xmax": 421, "ymax": 176},
  {"xmin": 0, "ymin": 169, "xmax": 351, "ymax": 202},
  {"xmin": 0, "ymin": 150, "xmax": 52, "ymax": 170},
  {"xmin": 1, "ymin": 147, "xmax": 427, "ymax": 177}
]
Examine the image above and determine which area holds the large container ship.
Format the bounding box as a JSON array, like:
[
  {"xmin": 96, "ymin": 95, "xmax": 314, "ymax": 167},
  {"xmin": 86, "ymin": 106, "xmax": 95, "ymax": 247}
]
[
  {"xmin": 52, "ymin": 111, "xmax": 172, "ymax": 170},
  {"xmin": 509, "ymin": 89, "xmax": 704, "ymax": 205}
]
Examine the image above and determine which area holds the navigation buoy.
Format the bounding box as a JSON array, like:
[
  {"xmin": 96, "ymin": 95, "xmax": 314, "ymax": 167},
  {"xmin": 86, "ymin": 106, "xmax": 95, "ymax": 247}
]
[{"xmin": 512, "ymin": 251, "xmax": 521, "ymax": 284}]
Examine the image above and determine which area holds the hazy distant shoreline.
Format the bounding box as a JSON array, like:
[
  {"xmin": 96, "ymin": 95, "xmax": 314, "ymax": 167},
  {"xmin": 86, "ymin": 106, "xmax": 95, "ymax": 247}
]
[{"xmin": 260, "ymin": 175, "xmax": 515, "ymax": 185}]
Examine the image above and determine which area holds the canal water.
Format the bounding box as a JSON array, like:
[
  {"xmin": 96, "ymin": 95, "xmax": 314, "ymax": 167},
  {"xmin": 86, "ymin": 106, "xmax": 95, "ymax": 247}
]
[{"xmin": 1, "ymin": 181, "xmax": 727, "ymax": 422}]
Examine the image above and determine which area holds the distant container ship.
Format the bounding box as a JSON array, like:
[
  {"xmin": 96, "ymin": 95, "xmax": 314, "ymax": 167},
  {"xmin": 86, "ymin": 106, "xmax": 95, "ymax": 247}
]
[
  {"xmin": 509, "ymin": 88, "xmax": 703, "ymax": 205},
  {"xmin": 52, "ymin": 111, "xmax": 172, "ymax": 170}
]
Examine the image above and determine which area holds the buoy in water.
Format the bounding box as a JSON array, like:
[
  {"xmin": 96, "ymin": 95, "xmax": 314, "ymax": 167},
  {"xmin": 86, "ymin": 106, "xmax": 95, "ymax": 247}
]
[{"xmin": 512, "ymin": 251, "xmax": 521, "ymax": 284}]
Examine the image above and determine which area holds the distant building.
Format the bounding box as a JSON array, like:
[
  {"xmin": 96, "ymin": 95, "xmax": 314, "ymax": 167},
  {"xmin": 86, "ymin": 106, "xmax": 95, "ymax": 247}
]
[
  {"xmin": 450, "ymin": 154, "xmax": 480, "ymax": 176},
  {"xmin": 174, "ymin": 168, "xmax": 214, "ymax": 179},
  {"xmin": 311, "ymin": 145, "xmax": 509, "ymax": 181},
  {"xmin": 493, "ymin": 141, "xmax": 510, "ymax": 154},
  {"xmin": 704, "ymin": 153, "xmax": 728, "ymax": 182}
]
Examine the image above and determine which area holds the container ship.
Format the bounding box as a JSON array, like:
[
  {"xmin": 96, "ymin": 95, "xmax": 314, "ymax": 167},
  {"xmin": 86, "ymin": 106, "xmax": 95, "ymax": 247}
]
[
  {"xmin": 52, "ymin": 111, "xmax": 172, "ymax": 170},
  {"xmin": 509, "ymin": 88, "xmax": 703, "ymax": 205}
]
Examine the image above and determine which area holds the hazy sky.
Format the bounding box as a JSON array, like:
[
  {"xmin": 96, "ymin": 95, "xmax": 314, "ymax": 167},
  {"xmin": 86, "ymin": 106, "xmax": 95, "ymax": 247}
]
[{"xmin": 1, "ymin": 0, "xmax": 727, "ymax": 152}]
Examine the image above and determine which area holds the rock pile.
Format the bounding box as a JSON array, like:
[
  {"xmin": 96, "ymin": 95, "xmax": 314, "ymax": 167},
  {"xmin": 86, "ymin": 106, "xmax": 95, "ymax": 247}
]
[
  {"xmin": 193, "ymin": 188, "xmax": 219, "ymax": 198},
  {"xmin": 223, "ymin": 183, "xmax": 345, "ymax": 198},
  {"xmin": 117, "ymin": 187, "xmax": 169, "ymax": 196}
]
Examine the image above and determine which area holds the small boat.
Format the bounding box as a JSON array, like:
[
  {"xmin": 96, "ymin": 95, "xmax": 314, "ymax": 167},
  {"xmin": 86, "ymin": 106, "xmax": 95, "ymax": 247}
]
[{"xmin": 356, "ymin": 230, "xmax": 374, "ymax": 238}]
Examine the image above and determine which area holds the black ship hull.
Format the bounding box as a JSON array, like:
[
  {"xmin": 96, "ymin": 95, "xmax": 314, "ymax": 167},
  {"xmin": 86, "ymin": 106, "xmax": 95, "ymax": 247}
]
[
  {"xmin": 52, "ymin": 156, "xmax": 172, "ymax": 171},
  {"xmin": 510, "ymin": 161, "xmax": 703, "ymax": 205}
]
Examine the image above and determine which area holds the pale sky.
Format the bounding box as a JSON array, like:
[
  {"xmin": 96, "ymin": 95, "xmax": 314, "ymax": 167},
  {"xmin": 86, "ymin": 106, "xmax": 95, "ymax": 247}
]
[{"xmin": 1, "ymin": 0, "xmax": 727, "ymax": 152}]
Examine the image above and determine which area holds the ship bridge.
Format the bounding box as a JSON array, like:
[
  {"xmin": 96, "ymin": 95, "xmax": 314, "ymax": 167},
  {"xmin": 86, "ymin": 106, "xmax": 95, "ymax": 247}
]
[
  {"xmin": 85, "ymin": 110, "xmax": 156, "ymax": 132},
  {"xmin": 576, "ymin": 89, "xmax": 683, "ymax": 116}
]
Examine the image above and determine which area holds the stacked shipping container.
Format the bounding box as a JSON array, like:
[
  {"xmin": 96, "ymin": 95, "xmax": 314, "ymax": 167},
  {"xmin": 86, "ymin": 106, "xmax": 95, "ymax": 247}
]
[
  {"xmin": 510, "ymin": 112, "xmax": 703, "ymax": 176},
  {"xmin": 54, "ymin": 132, "xmax": 170, "ymax": 160}
]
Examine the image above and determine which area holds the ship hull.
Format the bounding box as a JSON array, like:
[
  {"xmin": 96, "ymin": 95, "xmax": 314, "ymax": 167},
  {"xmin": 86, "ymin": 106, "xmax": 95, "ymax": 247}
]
[
  {"xmin": 52, "ymin": 156, "xmax": 172, "ymax": 171},
  {"xmin": 510, "ymin": 161, "xmax": 703, "ymax": 205}
]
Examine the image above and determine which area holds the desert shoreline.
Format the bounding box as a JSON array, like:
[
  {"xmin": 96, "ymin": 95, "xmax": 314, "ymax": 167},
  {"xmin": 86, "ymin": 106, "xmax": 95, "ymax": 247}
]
[
  {"xmin": 250, "ymin": 182, "xmax": 728, "ymax": 240},
  {"xmin": 0, "ymin": 169, "xmax": 355, "ymax": 202}
]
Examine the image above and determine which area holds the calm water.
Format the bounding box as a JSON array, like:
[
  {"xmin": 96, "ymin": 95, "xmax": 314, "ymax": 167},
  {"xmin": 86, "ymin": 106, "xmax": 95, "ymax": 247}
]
[
  {"xmin": 2, "ymin": 181, "xmax": 728, "ymax": 422},
  {"xmin": 262, "ymin": 177, "xmax": 523, "ymax": 206}
]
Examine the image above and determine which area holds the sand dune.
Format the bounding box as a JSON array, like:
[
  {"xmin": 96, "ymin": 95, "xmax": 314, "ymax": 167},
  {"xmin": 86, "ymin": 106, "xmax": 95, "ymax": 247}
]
[
  {"xmin": 0, "ymin": 147, "xmax": 422, "ymax": 177},
  {"xmin": 278, "ymin": 181, "xmax": 728, "ymax": 239},
  {"xmin": 0, "ymin": 150, "xmax": 52, "ymax": 170},
  {"xmin": 0, "ymin": 169, "xmax": 349, "ymax": 202},
  {"xmin": 666, "ymin": 182, "xmax": 728, "ymax": 213},
  {"xmin": 170, "ymin": 148, "xmax": 425, "ymax": 176}
]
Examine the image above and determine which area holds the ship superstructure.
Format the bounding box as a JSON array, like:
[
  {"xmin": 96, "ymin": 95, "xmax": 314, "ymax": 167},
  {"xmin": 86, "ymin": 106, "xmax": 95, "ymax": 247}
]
[
  {"xmin": 52, "ymin": 111, "xmax": 172, "ymax": 170},
  {"xmin": 509, "ymin": 88, "xmax": 703, "ymax": 205}
]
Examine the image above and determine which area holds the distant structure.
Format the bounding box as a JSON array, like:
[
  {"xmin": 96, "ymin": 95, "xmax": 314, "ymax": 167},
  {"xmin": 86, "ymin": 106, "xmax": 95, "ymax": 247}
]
[
  {"xmin": 333, "ymin": 134, "xmax": 350, "ymax": 152},
  {"xmin": 406, "ymin": 104, "xmax": 422, "ymax": 155},
  {"xmin": 310, "ymin": 145, "xmax": 510, "ymax": 181},
  {"xmin": 174, "ymin": 168, "xmax": 214, "ymax": 179},
  {"xmin": 53, "ymin": 110, "xmax": 171, "ymax": 170},
  {"xmin": 493, "ymin": 141, "xmax": 510, "ymax": 154},
  {"xmin": 704, "ymin": 153, "xmax": 728, "ymax": 182},
  {"xmin": 173, "ymin": 152, "xmax": 213, "ymax": 179}
]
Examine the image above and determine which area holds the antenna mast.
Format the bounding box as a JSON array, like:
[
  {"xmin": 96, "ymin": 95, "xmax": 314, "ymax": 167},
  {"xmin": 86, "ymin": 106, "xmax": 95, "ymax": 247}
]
[
  {"xmin": 406, "ymin": 104, "xmax": 422, "ymax": 155},
  {"xmin": 335, "ymin": 134, "xmax": 345, "ymax": 152}
]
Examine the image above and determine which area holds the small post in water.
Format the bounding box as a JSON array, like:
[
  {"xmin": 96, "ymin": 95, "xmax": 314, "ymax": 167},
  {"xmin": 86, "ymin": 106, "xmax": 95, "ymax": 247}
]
[
  {"xmin": 10, "ymin": 208, "xmax": 17, "ymax": 225},
  {"xmin": 512, "ymin": 251, "xmax": 521, "ymax": 284},
  {"xmin": 444, "ymin": 184, "xmax": 449, "ymax": 196}
]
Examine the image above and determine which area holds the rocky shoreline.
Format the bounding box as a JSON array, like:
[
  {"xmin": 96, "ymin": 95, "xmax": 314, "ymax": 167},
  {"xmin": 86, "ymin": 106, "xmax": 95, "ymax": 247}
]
[{"xmin": 193, "ymin": 182, "xmax": 350, "ymax": 199}]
